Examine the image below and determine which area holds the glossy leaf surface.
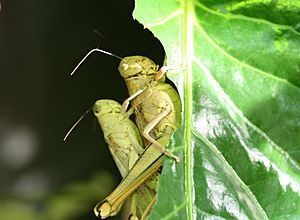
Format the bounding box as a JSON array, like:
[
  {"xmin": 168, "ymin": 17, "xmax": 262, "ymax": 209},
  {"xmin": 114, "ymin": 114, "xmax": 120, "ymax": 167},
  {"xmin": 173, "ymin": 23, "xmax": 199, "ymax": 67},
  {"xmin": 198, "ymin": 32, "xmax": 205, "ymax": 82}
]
[{"xmin": 134, "ymin": 1, "xmax": 300, "ymax": 219}]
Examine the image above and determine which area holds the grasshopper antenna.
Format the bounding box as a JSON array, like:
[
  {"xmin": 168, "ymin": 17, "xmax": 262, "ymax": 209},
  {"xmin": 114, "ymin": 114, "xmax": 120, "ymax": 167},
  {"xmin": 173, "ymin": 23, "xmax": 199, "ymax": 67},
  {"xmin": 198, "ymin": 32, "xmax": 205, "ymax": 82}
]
[
  {"xmin": 70, "ymin": 48, "xmax": 123, "ymax": 76},
  {"xmin": 93, "ymin": 29, "xmax": 112, "ymax": 48},
  {"xmin": 63, "ymin": 107, "xmax": 91, "ymax": 141}
]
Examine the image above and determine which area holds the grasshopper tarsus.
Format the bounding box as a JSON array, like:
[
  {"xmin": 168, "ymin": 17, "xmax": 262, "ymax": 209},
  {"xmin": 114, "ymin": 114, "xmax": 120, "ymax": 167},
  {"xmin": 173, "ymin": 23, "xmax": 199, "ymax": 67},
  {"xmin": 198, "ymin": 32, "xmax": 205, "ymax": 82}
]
[
  {"xmin": 121, "ymin": 99, "xmax": 131, "ymax": 114},
  {"xmin": 121, "ymin": 89, "xmax": 145, "ymax": 114},
  {"xmin": 164, "ymin": 149, "xmax": 180, "ymax": 162},
  {"xmin": 155, "ymin": 66, "xmax": 168, "ymax": 81}
]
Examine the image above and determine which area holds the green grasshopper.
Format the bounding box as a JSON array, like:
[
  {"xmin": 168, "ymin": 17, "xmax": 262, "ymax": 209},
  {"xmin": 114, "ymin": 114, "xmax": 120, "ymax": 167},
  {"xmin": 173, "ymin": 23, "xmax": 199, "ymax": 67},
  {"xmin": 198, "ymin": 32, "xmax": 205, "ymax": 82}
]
[
  {"xmin": 93, "ymin": 99, "xmax": 160, "ymax": 219},
  {"xmin": 94, "ymin": 54, "xmax": 182, "ymax": 218},
  {"xmin": 70, "ymin": 49, "xmax": 181, "ymax": 218},
  {"xmin": 118, "ymin": 56, "xmax": 182, "ymax": 160}
]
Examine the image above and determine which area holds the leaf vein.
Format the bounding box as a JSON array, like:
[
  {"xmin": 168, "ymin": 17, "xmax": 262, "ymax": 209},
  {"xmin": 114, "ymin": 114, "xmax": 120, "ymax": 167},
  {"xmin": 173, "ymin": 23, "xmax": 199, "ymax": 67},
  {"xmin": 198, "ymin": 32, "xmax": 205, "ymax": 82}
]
[
  {"xmin": 145, "ymin": 10, "xmax": 182, "ymax": 29},
  {"xmin": 161, "ymin": 201, "xmax": 186, "ymax": 220},
  {"xmin": 196, "ymin": 2, "xmax": 300, "ymax": 34},
  {"xmin": 193, "ymin": 58, "xmax": 300, "ymax": 192},
  {"xmin": 193, "ymin": 21, "xmax": 300, "ymax": 91}
]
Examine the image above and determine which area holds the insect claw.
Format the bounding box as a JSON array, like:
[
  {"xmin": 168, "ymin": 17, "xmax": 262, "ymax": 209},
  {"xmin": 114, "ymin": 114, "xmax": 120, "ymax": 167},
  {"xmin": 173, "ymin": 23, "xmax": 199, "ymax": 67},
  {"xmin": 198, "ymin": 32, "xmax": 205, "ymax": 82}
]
[
  {"xmin": 155, "ymin": 66, "xmax": 168, "ymax": 81},
  {"xmin": 121, "ymin": 100, "xmax": 130, "ymax": 114},
  {"xmin": 164, "ymin": 149, "xmax": 180, "ymax": 162}
]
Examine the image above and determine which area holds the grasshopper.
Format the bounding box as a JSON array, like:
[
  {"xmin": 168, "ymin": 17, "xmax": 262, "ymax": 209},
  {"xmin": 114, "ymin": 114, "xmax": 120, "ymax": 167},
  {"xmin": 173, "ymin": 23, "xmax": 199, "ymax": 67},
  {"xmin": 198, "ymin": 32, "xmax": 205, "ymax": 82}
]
[
  {"xmin": 93, "ymin": 99, "xmax": 160, "ymax": 219},
  {"xmin": 69, "ymin": 49, "xmax": 181, "ymax": 218},
  {"xmin": 94, "ymin": 54, "xmax": 181, "ymax": 218},
  {"xmin": 118, "ymin": 56, "xmax": 182, "ymax": 160}
]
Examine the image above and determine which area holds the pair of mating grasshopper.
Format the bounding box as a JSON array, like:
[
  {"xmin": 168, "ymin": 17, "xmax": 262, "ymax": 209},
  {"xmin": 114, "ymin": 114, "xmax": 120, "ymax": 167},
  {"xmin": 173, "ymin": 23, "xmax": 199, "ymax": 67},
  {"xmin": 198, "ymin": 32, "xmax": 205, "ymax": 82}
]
[{"xmin": 72, "ymin": 49, "xmax": 182, "ymax": 219}]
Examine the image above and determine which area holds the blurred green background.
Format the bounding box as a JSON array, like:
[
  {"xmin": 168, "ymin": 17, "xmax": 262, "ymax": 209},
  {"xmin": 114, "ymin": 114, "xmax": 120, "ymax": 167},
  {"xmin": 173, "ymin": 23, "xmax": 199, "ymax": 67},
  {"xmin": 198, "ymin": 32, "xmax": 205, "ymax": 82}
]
[{"xmin": 0, "ymin": 1, "xmax": 164, "ymax": 219}]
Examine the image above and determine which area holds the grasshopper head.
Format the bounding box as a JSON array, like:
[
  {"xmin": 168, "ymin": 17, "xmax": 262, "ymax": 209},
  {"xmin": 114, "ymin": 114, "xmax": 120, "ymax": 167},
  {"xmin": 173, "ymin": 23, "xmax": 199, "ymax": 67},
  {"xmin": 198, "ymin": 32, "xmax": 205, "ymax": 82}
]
[
  {"xmin": 118, "ymin": 56, "xmax": 158, "ymax": 79},
  {"xmin": 93, "ymin": 100, "xmax": 121, "ymax": 118}
]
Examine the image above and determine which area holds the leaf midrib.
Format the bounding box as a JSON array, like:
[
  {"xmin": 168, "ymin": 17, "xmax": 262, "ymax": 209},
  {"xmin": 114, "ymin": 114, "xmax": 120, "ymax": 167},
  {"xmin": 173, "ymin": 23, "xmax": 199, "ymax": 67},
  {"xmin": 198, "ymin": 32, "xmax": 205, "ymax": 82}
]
[{"xmin": 183, "ymin": 0, "xmax": 195, "ymax": 219}]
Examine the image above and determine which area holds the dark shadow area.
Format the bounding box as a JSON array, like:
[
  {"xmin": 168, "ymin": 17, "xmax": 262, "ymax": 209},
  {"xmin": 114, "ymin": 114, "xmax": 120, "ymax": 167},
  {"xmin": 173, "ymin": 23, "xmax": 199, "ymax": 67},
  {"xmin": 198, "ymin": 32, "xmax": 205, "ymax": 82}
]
[{"xmin": 0, "ymin": 1, "xmax": 164, "ymax": 219}]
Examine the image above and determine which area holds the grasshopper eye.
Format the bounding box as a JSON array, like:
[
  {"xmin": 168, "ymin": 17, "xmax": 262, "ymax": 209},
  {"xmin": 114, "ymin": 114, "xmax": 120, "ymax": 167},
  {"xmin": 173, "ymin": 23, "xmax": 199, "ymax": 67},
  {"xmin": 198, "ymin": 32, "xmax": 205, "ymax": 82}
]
[{"xmin": 122, "ymin": 64, "xmax": 129, "ymax": 70}]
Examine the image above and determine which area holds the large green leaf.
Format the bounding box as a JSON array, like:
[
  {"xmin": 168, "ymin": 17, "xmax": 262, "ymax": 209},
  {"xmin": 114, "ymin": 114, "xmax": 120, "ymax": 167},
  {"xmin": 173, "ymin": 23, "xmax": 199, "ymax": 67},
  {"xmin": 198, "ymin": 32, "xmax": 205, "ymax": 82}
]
[{"xmin": 134, "ymin": 1, "xmax": 300, "ymax": 219}]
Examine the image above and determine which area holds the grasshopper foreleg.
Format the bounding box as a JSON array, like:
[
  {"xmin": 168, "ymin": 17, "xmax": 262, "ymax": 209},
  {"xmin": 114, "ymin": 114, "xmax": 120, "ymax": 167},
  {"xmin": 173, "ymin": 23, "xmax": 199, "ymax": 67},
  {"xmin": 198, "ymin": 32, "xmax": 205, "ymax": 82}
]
[{"xmin": 121, "ymin": 89, "xmax": 145, "ymax": 114}]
